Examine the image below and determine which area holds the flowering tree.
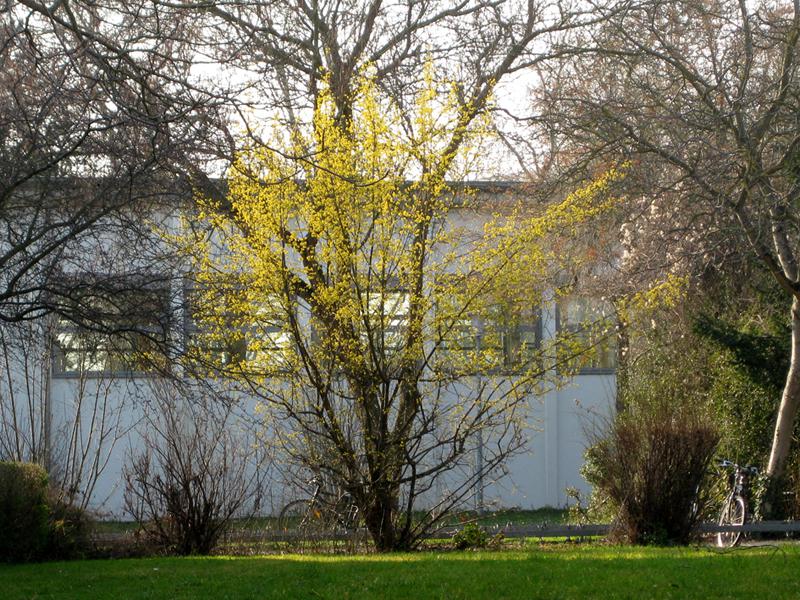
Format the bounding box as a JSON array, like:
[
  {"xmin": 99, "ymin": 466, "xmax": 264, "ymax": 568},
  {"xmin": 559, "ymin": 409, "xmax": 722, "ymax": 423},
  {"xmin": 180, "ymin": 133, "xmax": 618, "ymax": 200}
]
[{"xmin": 182, "ymin": 71, "xmax": 620, "ymax": 550}]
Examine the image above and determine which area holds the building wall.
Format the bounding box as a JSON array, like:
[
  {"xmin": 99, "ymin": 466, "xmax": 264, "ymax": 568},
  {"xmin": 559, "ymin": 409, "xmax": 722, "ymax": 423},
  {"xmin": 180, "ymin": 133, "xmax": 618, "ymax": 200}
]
[
  {"xmin": 482, "ymin": 374, "xmax": 615, "ymax": 509},
  {"xmin": 1, "ymin": 185, "xmax": 617, "ymax": 518},
  {"xmin": 41, "ymin": 327, "xmax": 615, "ymax": 518},
  {"xmin": 48, "ymin": 376, "xmax": 150, "ymax": 517}
]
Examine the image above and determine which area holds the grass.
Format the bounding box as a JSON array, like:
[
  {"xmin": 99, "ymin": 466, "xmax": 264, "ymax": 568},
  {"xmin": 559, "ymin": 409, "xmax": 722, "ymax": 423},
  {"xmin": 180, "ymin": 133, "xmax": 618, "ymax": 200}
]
[
  {"xmin": 92, "ymin": 507, "xmax": 569, "ymax": 536},
  {"xmin": 2, "ymin": 543, "xmax": 799, "ymax": 599},
  {"xmin": 437, "ymin": 507, "xmax": 567, "ymax": 528}
]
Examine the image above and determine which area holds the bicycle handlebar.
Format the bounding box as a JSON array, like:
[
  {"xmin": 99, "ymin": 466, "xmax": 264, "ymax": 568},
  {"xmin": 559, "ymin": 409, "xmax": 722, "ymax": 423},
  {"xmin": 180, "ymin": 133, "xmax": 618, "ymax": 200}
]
[{"xmin": 718, "ymin": 459, "xmax": 759, "ymax": 475}]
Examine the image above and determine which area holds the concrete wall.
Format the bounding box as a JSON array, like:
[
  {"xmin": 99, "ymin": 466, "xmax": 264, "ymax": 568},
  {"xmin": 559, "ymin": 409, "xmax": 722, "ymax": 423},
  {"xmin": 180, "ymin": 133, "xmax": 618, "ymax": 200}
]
[
  {"xmin": 42, "ymin": 352, "xmax": 615, "ymax": 518},
  {"xmin": 1, "ymin": 186, "xmax": 617, "ymax": 518},
  {"xmin": 482, "ymin": 374, "xmax": 615, "ymax": 509}
]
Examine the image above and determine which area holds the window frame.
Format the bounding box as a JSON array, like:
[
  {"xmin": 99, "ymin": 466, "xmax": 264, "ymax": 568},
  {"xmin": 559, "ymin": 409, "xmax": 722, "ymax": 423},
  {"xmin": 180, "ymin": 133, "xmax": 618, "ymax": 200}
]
[
  {"xmin": 51, "ymin": 281, "xmax": 170, "ymax": 378},
  {"xmin": 555, "ymin": 297, "xmax": 617, "ymax": 375},
  {"xmin": 182, "ymin": 280, "xmax": 294, "ymax": 373},
  {"xmin": 436, "ymin": 303, "xmax": 544, "ymax": 375}
]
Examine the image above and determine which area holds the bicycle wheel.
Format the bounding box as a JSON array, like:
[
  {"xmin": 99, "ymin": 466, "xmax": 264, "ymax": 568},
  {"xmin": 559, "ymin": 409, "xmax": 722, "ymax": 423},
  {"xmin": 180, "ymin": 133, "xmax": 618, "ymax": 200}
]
[
  {"xmin": 717, "ymin": 495, "xmax": 746, "ymax": 548},
  {"xmin": 277, "ymin": 499, "xmax": 329, "ymax": 540}
]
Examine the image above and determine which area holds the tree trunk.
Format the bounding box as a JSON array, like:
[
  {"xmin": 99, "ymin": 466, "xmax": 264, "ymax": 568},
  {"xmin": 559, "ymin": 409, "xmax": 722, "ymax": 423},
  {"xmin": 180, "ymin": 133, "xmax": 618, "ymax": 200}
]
[
  {"xmin": 764, "ymin": 297, "xmax": 800, "ymax": 516},
  {"xmin": 363, "ymin": 486, "xmax": 401, "ymax": 552},
  {"xmin": 615, "ymin": 306, "xmax": 630, "ymax": 413}
]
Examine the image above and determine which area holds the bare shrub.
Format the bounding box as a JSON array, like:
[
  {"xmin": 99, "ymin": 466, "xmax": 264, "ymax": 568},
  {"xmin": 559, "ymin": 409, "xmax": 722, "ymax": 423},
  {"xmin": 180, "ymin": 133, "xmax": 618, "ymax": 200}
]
[
  {"xmin": 0, "ymin": 319, "xmax": 135, "ymax": 516},
  {"xmin": 123, "ymin": 379, "xmax": 267, "ymax": 555},
  {"xmin": 585, "ymin": 398, "xmax": 719, "ymax": 545}
]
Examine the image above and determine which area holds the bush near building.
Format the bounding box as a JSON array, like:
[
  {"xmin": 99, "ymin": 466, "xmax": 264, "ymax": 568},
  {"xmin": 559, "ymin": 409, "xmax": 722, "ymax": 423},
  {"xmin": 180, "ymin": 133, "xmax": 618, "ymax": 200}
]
[
  {"xmin": 0, "ymin": 462, "xmax": 50, "ymax": 562},
  {"xmin": 0, "ymin": 461, "xmax": 93, "ymax": 562}
]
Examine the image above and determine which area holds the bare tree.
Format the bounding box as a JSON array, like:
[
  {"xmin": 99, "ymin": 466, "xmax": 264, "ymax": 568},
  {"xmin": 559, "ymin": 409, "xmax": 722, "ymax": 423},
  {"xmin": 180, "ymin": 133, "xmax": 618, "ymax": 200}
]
[
  {"xmin": 532, "ymin": 0, "xmax": 800, "ymax": 507},
  {"xmin": 14, "ymin": 0, "xmax": 621, "ymax": 165},
  {"xmin": 0, "ymin": 4, "xmax": 224, "ymax": 323}
]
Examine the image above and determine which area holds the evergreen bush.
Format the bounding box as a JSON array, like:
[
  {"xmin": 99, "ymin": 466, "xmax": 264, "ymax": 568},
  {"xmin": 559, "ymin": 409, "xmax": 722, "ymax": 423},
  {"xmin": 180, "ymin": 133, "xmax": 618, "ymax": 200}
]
[{"xmin": 0, "ymin": 461, "xmax": 50, "ymax": 562}]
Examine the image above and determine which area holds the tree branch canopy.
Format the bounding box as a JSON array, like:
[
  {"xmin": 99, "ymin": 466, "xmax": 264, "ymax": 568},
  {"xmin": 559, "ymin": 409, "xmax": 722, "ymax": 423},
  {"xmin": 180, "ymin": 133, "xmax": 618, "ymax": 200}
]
[{"xmin": 176, "ymin": 68, "xmax": 622, "ymax": 550}]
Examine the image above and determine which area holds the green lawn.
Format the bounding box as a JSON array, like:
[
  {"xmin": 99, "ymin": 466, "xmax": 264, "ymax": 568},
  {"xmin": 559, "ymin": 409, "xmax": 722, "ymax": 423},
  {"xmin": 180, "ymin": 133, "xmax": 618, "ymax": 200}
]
[
  {"xmin": 1, "ymin": 544, "xmax": 798, "ymax": 599},
  {"xmin": 458, "ymin": 507, "xmax": 568, "ymax": 528},
  {"xmin": 92, "ymin": 507, "xmax": 569, "ymax": 536}
]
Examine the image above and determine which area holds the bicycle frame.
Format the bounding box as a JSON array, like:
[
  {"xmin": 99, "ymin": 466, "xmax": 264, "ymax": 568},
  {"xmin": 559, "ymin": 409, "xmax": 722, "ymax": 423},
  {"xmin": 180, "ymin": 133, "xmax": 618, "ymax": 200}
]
[
  {"xmin": 304, "ymin": 476, "xmax": 360, "ymax": 530},
  {"xmin": 720, "ymin": 460, "xmax": 757, "ymax": 500}
]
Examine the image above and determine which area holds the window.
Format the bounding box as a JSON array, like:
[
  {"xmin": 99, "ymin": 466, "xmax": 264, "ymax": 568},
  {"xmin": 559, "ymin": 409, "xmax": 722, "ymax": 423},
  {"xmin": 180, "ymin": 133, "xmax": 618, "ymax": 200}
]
[
  {"xmin": 184, "ymin": 284, "xmax": 292, "ymax": 371},
  {"xmin": 503, "ymin": 311, "xmax": 543, "ymax": 370},
  {"xmin": 52, "ymin": 284, "xmax": 169, "ymax": 376},
  {"xmin": 438, "ymin": 304, "xmax": 542, "ymax": 373},
  {"xmin": 482, "ymin": 304, "xmax": 543, "ymax": 371},
  {"xmin": 365, "ymin": 291, "xmax": 410, "ymax": 351},
  {"xmin": 557, "ymin": 297, "xmax": 617, "ymax": 372},
  {"xmin": 445, "ymin": 317, "xmax": 479, "ymax": 352},
  {"xmin": 245, "ymin": 299, "xmax": 293, "ymax": 370}
]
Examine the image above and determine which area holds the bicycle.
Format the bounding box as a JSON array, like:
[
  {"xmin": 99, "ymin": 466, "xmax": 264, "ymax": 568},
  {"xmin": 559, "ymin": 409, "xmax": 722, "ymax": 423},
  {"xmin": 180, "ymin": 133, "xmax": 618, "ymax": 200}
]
[
  {"xmin": 716, "ymin": 459, "xmax": 759, "ymax": 548},
  {"xmin": 277, "ymin": 476, "xmax": 361, "ymax": 540}
]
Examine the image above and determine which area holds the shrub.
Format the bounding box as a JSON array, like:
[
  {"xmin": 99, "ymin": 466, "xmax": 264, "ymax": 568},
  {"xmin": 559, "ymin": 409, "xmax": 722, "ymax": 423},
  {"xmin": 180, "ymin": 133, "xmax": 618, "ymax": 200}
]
[
  {"xmin": 45, "ymin": 496, "xmax": 92, "ymax": 560},
  {"xmin": 585, "ymin": 398, "xmax": 719, "ymax": 545},
  {"xmin": 698, "ymin": 315, "xmax": 800, "ymax": 519},
  {"xmin": 452, "ymin": 522, "xmax": 488, "ymax": 550},
  {"xmin": 566, "ymin": 486, "xmax": 615, "ymax": 526},
  {"xmin": 0, "ymin": 461, "xmax": 50, "ymax": 562},
  {"xmin": 123, "ymin": 383, "xmax": 262, "ymax": 555}
]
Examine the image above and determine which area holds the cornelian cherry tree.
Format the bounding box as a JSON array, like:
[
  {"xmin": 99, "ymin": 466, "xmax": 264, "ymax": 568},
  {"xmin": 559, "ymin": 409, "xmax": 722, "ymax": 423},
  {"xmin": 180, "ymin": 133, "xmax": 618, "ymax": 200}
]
[{"xmin": 181, "ymin": 70, "xmax": 621, "ymax": 550}]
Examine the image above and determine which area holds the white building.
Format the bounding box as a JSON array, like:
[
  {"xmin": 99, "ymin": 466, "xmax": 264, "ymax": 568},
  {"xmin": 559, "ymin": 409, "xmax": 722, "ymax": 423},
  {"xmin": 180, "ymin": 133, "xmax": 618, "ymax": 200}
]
[{"xmin": 0, "ymin": 182, "xmax": 617, "ymax": 518}]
